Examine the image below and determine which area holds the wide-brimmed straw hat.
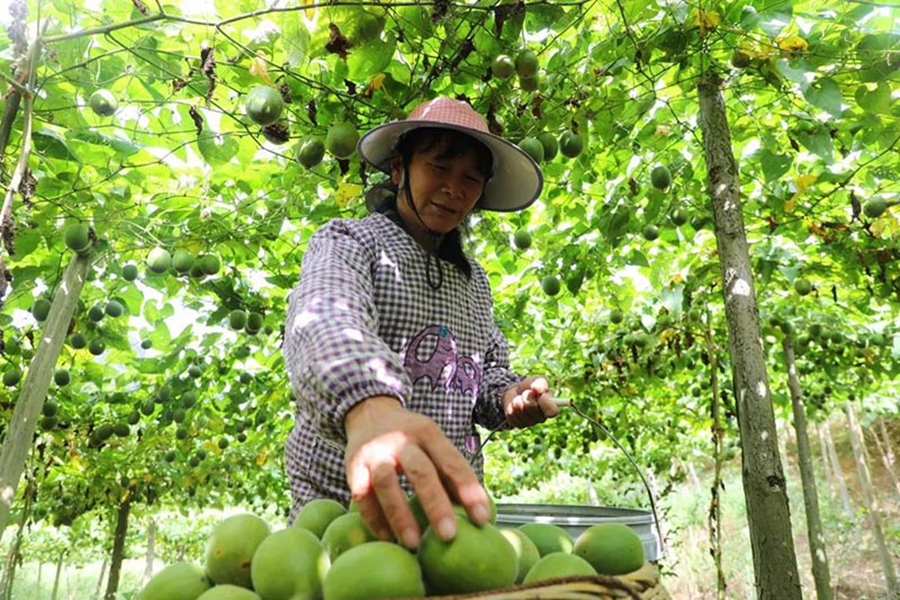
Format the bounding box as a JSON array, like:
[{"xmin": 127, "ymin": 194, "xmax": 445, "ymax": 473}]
[{"xmin": 357, "ymin": 97, "xmax": 543, "ymax": 212}]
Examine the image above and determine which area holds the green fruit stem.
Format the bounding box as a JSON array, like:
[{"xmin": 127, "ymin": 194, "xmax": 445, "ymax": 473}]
[{"xmin": 0, "ymin": 250, "xmax": 92, "ymax": 541}]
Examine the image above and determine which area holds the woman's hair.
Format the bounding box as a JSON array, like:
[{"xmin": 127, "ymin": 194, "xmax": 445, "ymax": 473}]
[
  {"xmin": 374, "ymin": 127, "xmax": 493, "ymax": 281},
  {"xmin": 395, "ymin": 127, "xmax": 494, "ymax": 189}
]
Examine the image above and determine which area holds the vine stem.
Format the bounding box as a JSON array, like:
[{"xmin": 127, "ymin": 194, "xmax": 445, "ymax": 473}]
[{"xmin": 0, "ymin": 34, "xmax": 41, "ymax": 245}]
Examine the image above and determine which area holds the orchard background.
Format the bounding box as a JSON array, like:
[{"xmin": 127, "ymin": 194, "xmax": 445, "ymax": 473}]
[{"xmin": 0, "ymin": 0, "xmax": 898, "ymax": 599}]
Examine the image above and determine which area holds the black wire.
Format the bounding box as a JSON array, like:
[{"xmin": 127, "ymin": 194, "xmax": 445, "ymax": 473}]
[{"xmin": 470, "ymin": 400, "xmax": 666, "ymax": 556}]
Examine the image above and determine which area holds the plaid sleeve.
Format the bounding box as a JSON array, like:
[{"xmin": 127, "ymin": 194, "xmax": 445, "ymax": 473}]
[
  {"xmin": 284, "ymin": 220, "xmax": 411, "ymax": 444},
  {"xmin": 470, "ymin": 263, "xmax": 522, "ymax": 430}
]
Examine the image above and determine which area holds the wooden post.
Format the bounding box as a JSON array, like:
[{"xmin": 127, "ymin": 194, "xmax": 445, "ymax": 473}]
[
  {"xmin": 822, "ymin": 421, "xmax": 853, "ymax": 516},
  {"xmin": 103, "ymin": 495, "xmax": 132, "ymax": 600},
  {"xmin": 697, "ymin": 74, "xmax": 801, "ymax": 599},
  {"xmin": 845, "ymin": 402, "xmax": 898, "ymax": 597},
  {"xmin": 0, "ymin": 251, "xmax": 92, "ymax": 542},
  {"xmin": 782, "ymin": 334, "xmax": 833, "ymax": 600}
]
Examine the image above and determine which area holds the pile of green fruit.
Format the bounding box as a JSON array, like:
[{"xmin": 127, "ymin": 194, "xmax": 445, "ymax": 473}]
[{"xmin": 138, "ymin": 497, "xmax": 646, "ymax": 599}]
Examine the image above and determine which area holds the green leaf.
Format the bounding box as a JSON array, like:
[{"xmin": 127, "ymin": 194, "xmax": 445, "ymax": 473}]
[
  {"xmin": 758, "ymin": 149, "xmax": 793, "ymax": 183},
  {"xmin": 281, "ymin": 13, "xmax": 311, "ymax": 66},
  {"xmin": 32, "ymin": 128, "xmax": 77, "ymax": 161},
  {"xmin": 795, "ymin": 128, "xmax": 834, "ymax": 164},
  {"xmin": 855, "ymin": 82, "xmax": 892, "ymax": 115},
  {"xmin": 804, "ymin": 78, "xmax": 843, "ymax": 118},
  {"xmin": 197, "ymin": 131, "xmax": 239, "ymax": 166},
  {"xmin": 347, "ymin": 34, "xmax": 396, "ymax": 80},
  {"xmin": 742, "ymin": 0, "xmax": 793, "ymax": 38}
]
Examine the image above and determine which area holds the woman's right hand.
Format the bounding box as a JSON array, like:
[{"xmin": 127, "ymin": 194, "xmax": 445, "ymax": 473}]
[{"xmin": 343, "ymin": 395, "xmax": 491, "ymax": 549}]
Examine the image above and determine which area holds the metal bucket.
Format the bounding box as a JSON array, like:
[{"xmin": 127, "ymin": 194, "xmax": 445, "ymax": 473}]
[{"xmin": 495, "ymin": 503, "xmax": 661, "ymax": 562}]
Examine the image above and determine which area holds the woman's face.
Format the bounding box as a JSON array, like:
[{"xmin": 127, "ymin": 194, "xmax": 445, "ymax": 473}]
[{"xmin": 392, "ymin": 142, "xmax": 487, "ymax": 235}]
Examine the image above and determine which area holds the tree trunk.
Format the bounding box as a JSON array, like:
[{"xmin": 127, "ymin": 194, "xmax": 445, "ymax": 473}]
[
  {"xmin": 0, "ymin": 549, "xmax": 14, "ymax": 600},
  {"xmin": 814, "ymin": 421, "xmax": 835, "ymax": 506},
  {"xmin": 697, "ymin": 74, "xmax": 801, "ymax": 600},
  {"xmin": 143, "ymin": 518, "xmax": 157, "ymax": 587},
  {"xmin": 0, "ymin": 252, "xmax": 92, "ymax": 542},
  {"xmin": 822, "ymin": 421, "xmax": 853, "ymax": 515},
  {"xmin": 94, "ymin": 558, "xmax": 108, "ymax": 600},
  {"xmin": 782, "ymin": 334, "xmax": 833, "ymax": 600},
  {"xmin": 104, "ymin": 495, "xmax": 132, "ymax": 600},
  {"xmin": 845, "ymin": 402, "xmax": 898, "ymax": 597},
  {"xmin": 50, "ymin": 551, "xmax": 64, "ymax": 600},
  {"xmin": 872, "ymin": 418, "xmax": 900, "ymax": 500}
]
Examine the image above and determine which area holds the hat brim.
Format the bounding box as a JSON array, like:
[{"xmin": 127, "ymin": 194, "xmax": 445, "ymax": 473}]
[{"xmin": 357, "ymin": 120, "xmax": 543, "ymax": 212}]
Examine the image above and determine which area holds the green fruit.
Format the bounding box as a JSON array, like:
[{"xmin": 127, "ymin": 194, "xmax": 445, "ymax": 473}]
[
  {"xmin": 182, "ymin": 390, "xmax": 198, "ymax": 408},
  {"xmin": 294, "ymin": 498, "xmax": 347, "ymax": 539},
  {"xmin": 245, "ymin": 85, "xmax": 284, "ymax": 126},
  {"xmin": 141, "ymin": 401, "xmax": 155, "ymax": 416},
  {"xmin": 217, "ymin": 437, "xmax": 228, "ymax": 449},
  {"xmin": 43, "ymin": 400, "xmax": 59, "ymax": 417},
  {"xmin": 137, "ymin": 561, "xmax": 212, "ymax": 600},
  {"xmin": 3, "ymin": 367, "xmax": 22, "ymax": 387},
  {"xmin": 172, "ymin": 249, "xmax": 194, "ymax": 274},
  {"xmin": 418, "ymin": 516, "xmax": 517, "ymax": 594},
  {"xmin": 650, "ymin": 164, "xmax": 672, "ymax": 190},
  {"xmin": 188, "ymin": 365, "xmax": 202, "ymax": 379},
  {"xmin": 513, "ymin": 230, "xmax": 532, "ymax": 250},
  {"xmin": 105, "ymin": 300, "xmax": 125, "ymax": 317},
  {"xmin": 95, "ymin": 423, "xmax": 115, "ymax": 441},
  {"xmin": 794, "ymin": 278, "xmax": 812, "ymax": 296},
  {"xmin": 32, "ymin": 298, "xmax": 52, "ymax": 322},
  {"xmin": 500, "ymin": 528, "xmax": 541, "ymax": 583},
  {"xmin": 88, "ymin": 339, "xmax": 105, "ymax": 356},
  {"xmin": 41, "ymin": 416, "xmax": 58, "ymax": 431},
  {"xmin": 559, "ymin": 131, "xmax": 584, "ymax": 158},
  {"xmin": 537, "ymin": 132, "xmax": 559, "ymax": 161},
  {"xmin": 89, "ymin": 89, "xmax": 117, "ymax": 116},
  {"xmin": 54, "ymin": 369, "xmax": 70, "ymax": 386},
  {"xmin": 670, "ymin": 207, "xmax": 689, "ymax": 226},
  {"xmin": 323, "ymin": 541, "xmax": 424, "ymax": 600},
  {"xmin": 731, "ymin": 48, "xmax": 753, "ymax": 68},
  {"xmin": 541, "ymin": 275, "xmax": 561, "ymax": 297},
  {"xmin": 147, "ymin": 247, "xmax": 171, "ymax": 274},
  {"xmin": 64, "ymin": 223, "xmax": 91, "ymax": 253},
  {"xmin": 164, "ymin": 450, "xmax": 176, "ymax": 462},
  {"xmin": 198, "ymin": 254, "xmax": 221, "ymax": 275},
  {"xmin": 140, "ymin": 339, "xmax": 152, "ymax": 349},
  {"xmin": 518, "ymin": 522, "xmax": 574, "ymax": 557},
  {"xmin": 113, "ymin": 422, "xmax": 130, "ymax": 437},
  {"xmin": 610, "ymin": 309, "xmax": 624, "ymax": 324},
  {"xmin": 863, "ymin": 197, "xmax": 887, "ymax": 219},
  {"xmin": 518, "ymin": 136, "xmax": 544, "ymax": 164},
  {"xmin": 518, "ymin": 72, "xmax": 540, "ymax": 92},
  {"xmin": 245, "ymin": 312, "xmax": 264, "ymax": 334},
  {"xmin": 229, "ymin": 310, "xmax": 248, "ymax": 331},
  {"xmin": 88, "ymin": 304, "xmax": 105, "ymax": 322},
  {"xmin": 127, "ymin": 410, "xmax": 140, "ymax": 425},
  {"xmin": 251, "ymin": 528, "xmax": 329, "ymax": 600},
  {"xmin": 122, "ymin": 264, "xmax": 139, "ymax": 281},
  {"xmin": 491, "ymin": 54, "xmax": 515, "ymax": 79},
  {"xmin": 325, "ymin": 122, "xmax": 360, "ymax": 159},
  {"xmin": 642, "ymin": 224, "xmax": 660, "ymax": 241},
  {"xmin": 515, "ymin": 49, "xmax": 539, "ymax": 78},
  {"xmin": 321, "ymin": 512, "xmax": 377, "ymax": 561},
  {"xmin": 172, "ymin": 409, "xmax": 186, "ymax": 424},
  {"xmin": 205, "ymin": 514, "xmax": 271, "ymax": 588},
  {"xmin": 297, "ymin": 137, "xmax": 326, "ymax": 168},
  {"xmin": 523, "ymin": 551, "xmax": 596, "ymax": 584},
  {"xmin": 196, "ymin": 585, "xmax": 261, "ymax": 600},
  {"xmin": 573, "ymin": 522, "xmax": 644, "ymax": 575}
]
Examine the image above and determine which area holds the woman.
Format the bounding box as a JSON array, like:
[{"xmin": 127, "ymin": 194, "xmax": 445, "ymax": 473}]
[{"xmin": 283, "ymin": 97, "xmax": 560, "ymax": 550}]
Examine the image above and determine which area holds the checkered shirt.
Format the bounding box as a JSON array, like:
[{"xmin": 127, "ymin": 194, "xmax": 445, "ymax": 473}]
[{"xmin": 283, "ymin": 212, "xmax": 520, "ymax": 521}]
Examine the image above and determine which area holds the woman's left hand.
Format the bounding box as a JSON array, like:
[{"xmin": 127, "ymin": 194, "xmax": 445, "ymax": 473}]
[{"xmin": 502, "ymin": 376, "xmax": 560, "ymax": 428}]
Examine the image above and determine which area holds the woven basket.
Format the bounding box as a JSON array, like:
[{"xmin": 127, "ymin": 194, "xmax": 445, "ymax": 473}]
[{"xmin": 420, "ymin": 562, "xmax": 669, "ymax": 599}]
